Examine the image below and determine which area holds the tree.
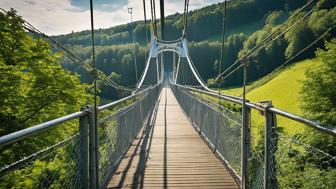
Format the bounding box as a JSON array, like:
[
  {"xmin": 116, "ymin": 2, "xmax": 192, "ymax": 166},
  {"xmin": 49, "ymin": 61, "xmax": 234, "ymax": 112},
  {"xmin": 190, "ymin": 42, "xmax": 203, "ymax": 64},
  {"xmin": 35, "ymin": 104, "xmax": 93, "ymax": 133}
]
[
  {"xmin": 0, "ymin": 9, "xmax": 92, "ymax": 163},
  {"xmin": 299, "ymin": 39, "xmax": 336, "ymax": 184},
  {"xmin": 300, "ymin": 39, "xmax": 336, "ymax": 126}
]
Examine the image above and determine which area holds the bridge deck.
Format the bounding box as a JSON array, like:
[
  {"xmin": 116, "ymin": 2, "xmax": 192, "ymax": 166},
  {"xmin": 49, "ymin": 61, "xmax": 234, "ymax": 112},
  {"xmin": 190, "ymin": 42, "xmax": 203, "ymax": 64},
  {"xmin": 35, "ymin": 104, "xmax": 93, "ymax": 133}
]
[{"xmin": 107, "ymin": 88, "xmax": 238, "ymax": 188}]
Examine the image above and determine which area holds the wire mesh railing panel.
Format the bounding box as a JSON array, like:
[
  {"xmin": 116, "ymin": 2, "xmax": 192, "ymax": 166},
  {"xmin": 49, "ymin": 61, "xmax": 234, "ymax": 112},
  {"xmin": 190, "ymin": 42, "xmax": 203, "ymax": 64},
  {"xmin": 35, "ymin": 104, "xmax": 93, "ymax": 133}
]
[
  {"xmin": 0, "ymin": 85, "xmax": 161, "ymax": 189},
  {"xmin": 249, "ymin": 151, "xmax": 265, "ymax": 189},
  {"xmin": 170, "ymin": 84, "xmax": 336, "ymax": 189},
  {"xmin": 217, "ymin": 109, "xmax": 242, "ymax": 174},
  {"xmin": 194, "ymin": 97, "xmax": 202, "ymax": 128},
  {"xmin": 98, "ymin": 85, "xmax": 161, "ymax": 187},
  {"xmin": 270, "ymin": 130, "xmax": 336, "ymax": 189},
  {"xmin": 204, "ymin": 104, "xmax": 217, "ymax": 144},
  {"xmin": 248, "ymin": 109, "xmax": 265, "ymax": 189},
  {"xmin": 171, "ymin": 85, "xmax": 242, "ymax": 176},
  {"xmin": 0, "ymin": 132, "xmax": 82, "ymax": 189}
]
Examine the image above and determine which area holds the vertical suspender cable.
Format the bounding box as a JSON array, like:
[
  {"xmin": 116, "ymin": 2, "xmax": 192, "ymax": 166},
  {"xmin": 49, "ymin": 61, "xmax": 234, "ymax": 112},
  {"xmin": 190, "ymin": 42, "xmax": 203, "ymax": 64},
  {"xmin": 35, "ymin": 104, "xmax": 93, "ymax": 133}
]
[
  {"xmin": 188, "ymin": 60, "xmax": 189, "ymax": 85},
  {"xmin": 149, "ymin": 0, "xmax": 155, "ymax": 37},
  {"xmin": 241, "ymin": 60, "xmax": 248, "ymax": 188},
  {"xmin": 161, "ymin": 53, "xmax": 164, "ymax": 83},
  {"xmin": 183, "ymin": 0, "xmax": 187, "ymax": 31},
  {"xmin": 217, "ymin": 0, "xmax": 228, "ymax": 136},
  {"xmin": 185, "ymin": 0, "xmax": 189, "ymax": 36},
  {"xmin": 156, "ymin": 56, "xmax": 160, "ymax": 83},
  {"xmin": 179, "ymin": 60, "xmax": 182, "ymax": 84},
  {"xmin": 181, "ymin": 61, "xmax": 183, "ymax": 84},
  {"xmin": 187, "ymin": 61, "xmax": 189, "ymax": 85},
  {"xmin": 159, "ymin": 0, "xmax": 165, "ymax": 40},
  {"xmin": 153, "ymin": 0, "xmax": 158, "ymax": 37},
  {"xmin": 150, "ymin": 0, "xmax": 157, "ymax": 37},
  {"xmin": 218, "ymin": 0, "xmax": 227, "ymax": 79},
  {"xmin": 184, "ymin": 61, "xmax": 187, "ymax": 85},
  {"xmin": 143, "ymin": 0, "xmax": 149, "ymax": 45},
  {"xmin": 90, "ymin": 0, "xmax": 96, "ymax": 117},
  {"xmin": 186, "ymin": 62, "xmax": 188, "ymax": 85},
  {"xmin": 89, "ymin": 0, "xmax": 99, "ymax": 188},
  {"xmin": 183, "ymin": 0, "xmax": 189, "ymax": 37},
  {"xmin": 182, "ymin": 60, "xmax": 184, "ymax": 85},
  {"xmin": 159, "ymin": 0, "xmax": 165, "ymax": 82},
  {"xmin": 184, "ymin": 61, "xmax": 186, "ymax": 85},
  {"xmin": 173, "ymin": 53, "xmax": 175, "ymax": 80},
  {"xmin": 133, "ymin": 36, "xmax": 138, "ymax": 84},
  {"xmin": 129, "ymin": 9, "xmax": 139, "ymax": 83}
]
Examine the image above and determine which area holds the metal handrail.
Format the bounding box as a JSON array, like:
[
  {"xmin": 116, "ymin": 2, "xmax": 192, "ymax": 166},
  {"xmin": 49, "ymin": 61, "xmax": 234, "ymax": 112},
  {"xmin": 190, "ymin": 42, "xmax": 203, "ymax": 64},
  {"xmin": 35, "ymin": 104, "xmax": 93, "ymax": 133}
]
[
  {"xmin": 0, "ymin": 111, "xmax": 87, "ymax": 148},
  {"xmin": 99, "ymin": 84, "xmax": 157, "ymax": 111},
  {"xmin": 171, "ymin": 82, "xmax": 336, "ymax": 136},
  {"xmin": 0, "ymin": 85, "xmax": 159, "ymax": 149}
]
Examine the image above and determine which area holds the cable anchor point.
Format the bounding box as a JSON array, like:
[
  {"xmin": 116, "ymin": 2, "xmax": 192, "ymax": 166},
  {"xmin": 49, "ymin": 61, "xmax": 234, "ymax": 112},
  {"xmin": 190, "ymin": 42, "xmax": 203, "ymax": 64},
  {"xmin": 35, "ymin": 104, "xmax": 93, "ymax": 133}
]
[{"xmin": 241, "ymin": 56, "xmax": 249, "ymax": 68}]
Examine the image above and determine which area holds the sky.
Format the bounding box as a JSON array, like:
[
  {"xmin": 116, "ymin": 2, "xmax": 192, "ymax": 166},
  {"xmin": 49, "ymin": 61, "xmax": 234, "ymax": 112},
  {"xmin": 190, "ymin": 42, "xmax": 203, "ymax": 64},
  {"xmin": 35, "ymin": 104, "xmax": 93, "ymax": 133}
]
[{"xmin": 0, "ymin": 0, "xmax": 221, "ymax": 35}]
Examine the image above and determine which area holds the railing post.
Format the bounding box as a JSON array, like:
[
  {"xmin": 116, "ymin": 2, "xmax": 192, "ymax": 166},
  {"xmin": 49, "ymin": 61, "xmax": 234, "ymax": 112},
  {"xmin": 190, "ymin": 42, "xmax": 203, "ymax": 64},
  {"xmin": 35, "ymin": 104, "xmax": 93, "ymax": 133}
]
[
  {"xmin": 79, "ymin": 106, "xmax": 89, "ymax": 189},
  {"xmin": 264, "ymin": 102, "xmax": 278, "ymax": 189},
  {"xmin": 131, "ymin": 95, "xmax": 135, "ymax": 138},
  {"xmin": 241, "ymin": 101, "xmax": 251, "ymax": 189},
  {"xmin": 199, "ymin": 92, "xmax": 203, "ymax": 134},
  {"xmin": 88, "ymin": 106, "xmax": 99, "ymax": 189},
  {"xmin": 214, "ymin": 92, "xmax": 222, "ymax": 153}
]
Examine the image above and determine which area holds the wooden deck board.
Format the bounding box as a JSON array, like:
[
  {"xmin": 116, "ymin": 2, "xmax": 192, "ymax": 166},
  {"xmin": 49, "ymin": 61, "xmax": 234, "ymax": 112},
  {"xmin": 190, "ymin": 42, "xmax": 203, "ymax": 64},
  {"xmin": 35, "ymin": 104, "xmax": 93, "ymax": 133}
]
[{"xmin": 106, "ymin": 88, "xmax": 238, "ymax": 189}]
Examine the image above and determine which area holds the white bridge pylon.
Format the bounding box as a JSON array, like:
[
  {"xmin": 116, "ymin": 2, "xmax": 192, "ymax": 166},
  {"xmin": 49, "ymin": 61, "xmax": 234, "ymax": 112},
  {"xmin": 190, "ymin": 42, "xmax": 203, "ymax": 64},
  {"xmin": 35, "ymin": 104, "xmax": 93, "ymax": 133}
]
[{"xmin": 135, "ymin": 37, "xmax": 211, "ymax": 91}]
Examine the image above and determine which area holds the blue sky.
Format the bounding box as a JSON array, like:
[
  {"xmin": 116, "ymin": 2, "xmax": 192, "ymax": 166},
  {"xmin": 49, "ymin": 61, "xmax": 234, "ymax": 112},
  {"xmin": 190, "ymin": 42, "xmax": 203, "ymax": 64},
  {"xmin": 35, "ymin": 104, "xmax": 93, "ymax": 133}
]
[{"xmin": 0, "ymin": 0, "xmax": 221, "ymax": 35}]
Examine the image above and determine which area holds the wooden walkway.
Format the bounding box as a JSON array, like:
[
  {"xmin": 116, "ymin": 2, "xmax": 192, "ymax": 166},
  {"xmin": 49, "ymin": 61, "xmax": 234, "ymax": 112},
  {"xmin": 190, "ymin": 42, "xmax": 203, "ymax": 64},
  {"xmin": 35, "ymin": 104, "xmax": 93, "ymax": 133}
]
[{"xmin": 107, "ymin": 88, "xmax": 238, "ymax": 189}]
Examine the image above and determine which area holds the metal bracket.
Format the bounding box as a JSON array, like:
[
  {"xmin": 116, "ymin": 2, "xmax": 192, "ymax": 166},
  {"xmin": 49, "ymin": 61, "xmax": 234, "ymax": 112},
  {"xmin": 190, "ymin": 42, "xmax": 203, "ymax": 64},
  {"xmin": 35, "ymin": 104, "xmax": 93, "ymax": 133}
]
[{"xmin": 257, "ymin": 101, "xmax": 273, "ymax": 116}]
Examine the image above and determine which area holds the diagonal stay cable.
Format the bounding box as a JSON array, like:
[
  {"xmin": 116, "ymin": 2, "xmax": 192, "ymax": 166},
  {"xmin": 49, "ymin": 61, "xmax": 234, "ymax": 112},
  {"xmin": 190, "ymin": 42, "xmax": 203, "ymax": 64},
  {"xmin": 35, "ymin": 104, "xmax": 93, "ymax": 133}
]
[
  {"xmin": 216, "ymin": 0, "xmax": 316, "ymax": 80},
  {"xmin": 22, "ymin": 23, "xmax": 133, "ymax": 91},
  {"xmin": 257, "ymin": 8, "xmax": 314, "ymax": 52},
  {"xmin": 283, "ymin": 24, "xmax": 336, "ymax": 65},
  {"xmin": 12, "ymin": 12, "xmax": 134, "ymax": 92},
  {"xmin": 216, "ymin": 8, "xmax": 315, "ymax": 81},
  {"xmin": 226, "ymin": 23, "xmax": 336, "ymax": 96},
  {"xmin": 217, "ymin": 13, "xmax": 311, "ymax": 81},
  {"xmin": 0, "ymin": 8, "xmax": 133, "ymax": 92}
]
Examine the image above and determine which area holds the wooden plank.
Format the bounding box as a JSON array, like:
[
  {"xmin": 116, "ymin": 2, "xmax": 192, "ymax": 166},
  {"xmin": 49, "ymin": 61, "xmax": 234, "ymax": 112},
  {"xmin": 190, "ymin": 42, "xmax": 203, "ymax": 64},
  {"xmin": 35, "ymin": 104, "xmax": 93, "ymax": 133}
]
[{"xmin": 106, "ymin": 88, "xmax": 239, "ymax": 189}]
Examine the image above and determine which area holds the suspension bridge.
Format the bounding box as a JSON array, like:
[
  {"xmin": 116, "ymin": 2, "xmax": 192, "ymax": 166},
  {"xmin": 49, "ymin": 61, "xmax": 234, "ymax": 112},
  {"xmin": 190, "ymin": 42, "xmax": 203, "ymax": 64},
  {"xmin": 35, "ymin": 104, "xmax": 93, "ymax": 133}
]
[{"xmin": 1, "ymin": 0, "xmax": 336, "ymax": 189}]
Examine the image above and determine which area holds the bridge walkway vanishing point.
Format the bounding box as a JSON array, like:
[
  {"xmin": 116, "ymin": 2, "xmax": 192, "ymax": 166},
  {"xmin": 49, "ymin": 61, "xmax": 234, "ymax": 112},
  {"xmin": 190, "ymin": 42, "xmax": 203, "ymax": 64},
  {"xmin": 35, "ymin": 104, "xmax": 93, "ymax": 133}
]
[{"xmin": 107, "ymin": 87, "xmax": 238, "ymax": 188}]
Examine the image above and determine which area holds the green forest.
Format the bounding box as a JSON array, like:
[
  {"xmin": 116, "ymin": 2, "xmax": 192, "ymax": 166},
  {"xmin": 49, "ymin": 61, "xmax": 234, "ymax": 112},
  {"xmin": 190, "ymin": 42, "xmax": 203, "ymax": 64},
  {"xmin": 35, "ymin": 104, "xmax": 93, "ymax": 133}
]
[
  {"xmin": 1, "ymin": 0, "xmax": 336, "ymax": 188},
  {"xmin": 0, "ymin": 9, "xmax": 93, "ymax": 188},
  {"xmin": 52, "ymin": 0, "xmax": 336, "ymax": 101}
]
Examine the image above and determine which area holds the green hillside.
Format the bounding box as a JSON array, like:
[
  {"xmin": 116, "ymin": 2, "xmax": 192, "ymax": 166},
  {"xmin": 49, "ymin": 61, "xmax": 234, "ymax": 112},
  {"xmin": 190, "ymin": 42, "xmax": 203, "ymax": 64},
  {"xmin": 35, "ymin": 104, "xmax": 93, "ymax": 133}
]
[
  {"xmin": 221, "ymin": 59, "xmax": 320, "ymax": 135},
  {"xmin": 54, "ymin": 0, "xmax": 335, "ymax": 101},
  {"xmin": 205, "ymin": 19, "xmax": 264, "ymax": 42}
]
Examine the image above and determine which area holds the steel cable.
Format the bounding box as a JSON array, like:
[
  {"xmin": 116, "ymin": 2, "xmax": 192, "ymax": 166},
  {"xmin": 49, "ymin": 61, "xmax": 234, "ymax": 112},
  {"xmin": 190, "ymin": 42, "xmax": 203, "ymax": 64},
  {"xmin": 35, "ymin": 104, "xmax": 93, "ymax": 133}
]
[{"xmin": 216, "ymin": 0, "xmax": 316, "ymax": 80}]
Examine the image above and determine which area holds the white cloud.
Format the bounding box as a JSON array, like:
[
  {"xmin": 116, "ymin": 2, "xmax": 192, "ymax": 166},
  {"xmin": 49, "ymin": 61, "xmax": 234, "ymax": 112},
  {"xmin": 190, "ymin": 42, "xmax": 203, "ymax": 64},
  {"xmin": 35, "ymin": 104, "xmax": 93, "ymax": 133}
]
[{"xmin": 0, "ymin": 0, "xmax": 221, "ymax": 35}]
